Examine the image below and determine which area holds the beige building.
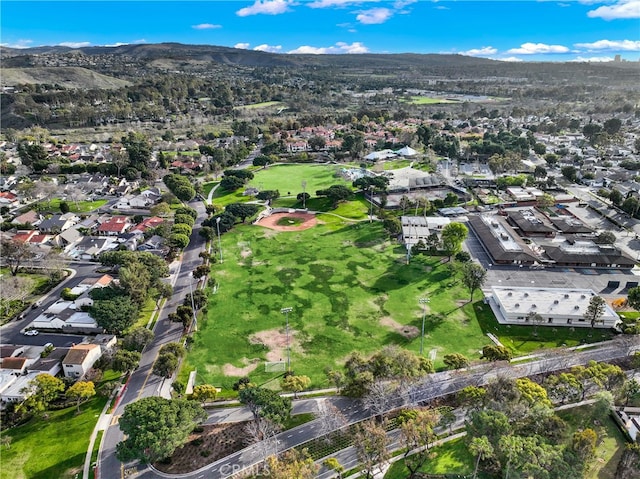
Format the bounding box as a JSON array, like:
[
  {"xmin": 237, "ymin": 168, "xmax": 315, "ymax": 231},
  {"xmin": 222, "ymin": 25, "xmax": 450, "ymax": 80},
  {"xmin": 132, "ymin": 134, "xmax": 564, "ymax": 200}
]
[{"xmin": 62, "ymin": 344, "xmax": 101, "ymax": 379}]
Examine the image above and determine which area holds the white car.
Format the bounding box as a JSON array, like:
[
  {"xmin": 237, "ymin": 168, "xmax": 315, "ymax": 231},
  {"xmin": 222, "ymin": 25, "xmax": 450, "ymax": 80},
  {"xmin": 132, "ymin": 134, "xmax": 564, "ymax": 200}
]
[{"xmin": 23, "ymin": 329, "xmax": 39, "ymax": 336}]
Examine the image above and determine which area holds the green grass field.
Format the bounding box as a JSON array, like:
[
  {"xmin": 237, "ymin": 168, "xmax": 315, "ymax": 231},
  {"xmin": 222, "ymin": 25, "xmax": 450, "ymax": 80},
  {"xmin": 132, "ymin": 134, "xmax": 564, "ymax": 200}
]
[
  {"xmin": 0, "ymin": 397, "xmax": 108, "ymax": 479},
  {"xmin": 402, "ymin": 96, "xmax": 458, "ymax": 105},
  {"xmin": 556, "ymin": 404, "xmax": 627, "ymax": 479},
  {"xmin": 182, "ymin": 220, "xmax": 490, "ymax": 391},
  {"xmin": 37, "ymin": 198, "xmax": 108, "ymax": 214},
  {"xmin": 384, "ymin": 437, "xmax": 476, "ymax": 478},
  {"xmin": 234, "ymin": 101, "xmax": 283, "ymax": 110},
  {"xmin": 212, "ymin": 163, "xmax": 354, "ymax": 210}
]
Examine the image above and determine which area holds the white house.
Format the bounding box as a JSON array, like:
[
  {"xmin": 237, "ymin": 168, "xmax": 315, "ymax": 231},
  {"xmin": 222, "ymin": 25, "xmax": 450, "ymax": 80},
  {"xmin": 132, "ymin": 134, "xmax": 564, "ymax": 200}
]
[{"xmin": 62, "ymin": 344, "xmax": 102, "ymax": 379}]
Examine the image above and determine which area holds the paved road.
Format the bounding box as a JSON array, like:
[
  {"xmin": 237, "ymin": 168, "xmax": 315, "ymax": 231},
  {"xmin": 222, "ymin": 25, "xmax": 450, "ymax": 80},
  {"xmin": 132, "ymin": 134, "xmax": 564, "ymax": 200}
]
[
  {"xmin": 128, "ymin": 336, "xmax": 639, "ymax": 479},
  {"xmin": 0, "ymin": 262, "xmax": 102, "ymax": 347},
  {"xmin": 98, "ymin": 198, "xmax": 208, "ymax": 479}
]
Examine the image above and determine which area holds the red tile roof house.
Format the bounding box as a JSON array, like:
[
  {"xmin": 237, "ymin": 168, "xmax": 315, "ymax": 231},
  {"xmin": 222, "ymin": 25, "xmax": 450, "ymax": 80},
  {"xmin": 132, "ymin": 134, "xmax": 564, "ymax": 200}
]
[
  {"xmin": 96, "ymin": 216, "xmax": 132, "ymax": 236},
  {"xmin": 13, "ymin": 230, "xmax": 52, "ymax": 244},
  {"xmin": 0, "ymin": 191, "xmax": 19, "ymax": 206},
  {"xmin": 132, "ymin": 216, "xmax": 164, "ymax": 233}
]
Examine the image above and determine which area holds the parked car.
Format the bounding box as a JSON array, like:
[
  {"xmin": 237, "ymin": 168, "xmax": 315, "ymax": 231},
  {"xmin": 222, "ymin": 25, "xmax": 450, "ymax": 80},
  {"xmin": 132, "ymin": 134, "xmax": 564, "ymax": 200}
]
[{"xmin": 23, "ymin": 329, "xmax": 39, "ymax": 336}]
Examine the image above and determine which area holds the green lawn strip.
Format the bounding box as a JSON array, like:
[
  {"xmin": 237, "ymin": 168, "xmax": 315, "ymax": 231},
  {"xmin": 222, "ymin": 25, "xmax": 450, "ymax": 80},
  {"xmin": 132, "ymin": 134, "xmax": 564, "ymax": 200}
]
[
  {"xmin": 619, "ymin": 311, "xmax": 640, "ymax": 319},
  {"xmin": 202, "ymin": 181, "xmax": 220, "ymax": 198},
  {"xmin": 283, "ymin": 413, "xmax": 315, "ymax": 430},
  {"xmin": 474, "ymin": 302, "xmax": 615, "ymax": 354},
  {"xmin": 383, "ymin": 160, "xmax": 412, "ymax": 170},
  {"xmin": 384, "ymin": 437, "xmax": 475, "ymax": 478},
  {"xmin": 161, "ymin": 150, "xmax": 201, "ymax": 157},
  {"xmin": 184, "ymin": 222, "xmax": 488, "ymax": 392},
  {"xmin": 1, "ymin": 396, "xmax": 108, "ymax": 479},
  {"xmin": 235, "ymin": 101, "xmax": 283, "ymax": 110},
  {"xmin": 556, "ymin": 404, "xmax": 628, "ymax": 479},
  {"xmin": 247, "ymin": 164, "xmax": 352, "ymax": 197},
  {"xmin": 401, "ymin": 96, "xmax": 458, "ymax": 105},
  {"xmin": 37, "ymin": 198, "xmax": 108, "ymax": 213},
  {"xmin": 88, "ymin": 430, "xmax": 104, "ymax": 479},
  {"xmin": 124, "ymin": 297, "xmax": 157, "ymax": 334}
]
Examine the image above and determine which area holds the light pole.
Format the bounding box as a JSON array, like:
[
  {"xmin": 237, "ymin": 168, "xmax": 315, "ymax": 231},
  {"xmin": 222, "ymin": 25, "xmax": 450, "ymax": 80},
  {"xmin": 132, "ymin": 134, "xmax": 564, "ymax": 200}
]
[
  {"xmin": 280, "ymin": 307, "xmax": 293, "ymax": 371},
  {"xmin": 302, "ymin": 180, "xmax": 307, "ymax": 210},
  {"xmin": 188, "ymin": 273, "xmax": 198, "ymax": 332},
  {"xmin": 419, "ymin": 297, "xmax": 430, "ymax": 355},
  {"xmin": 215, "ymin": 216, "xmax": 223, "ymax": 264},
  {"xmin": 368, "ymin": 186, "xmax": 374, "ymax": 223}
]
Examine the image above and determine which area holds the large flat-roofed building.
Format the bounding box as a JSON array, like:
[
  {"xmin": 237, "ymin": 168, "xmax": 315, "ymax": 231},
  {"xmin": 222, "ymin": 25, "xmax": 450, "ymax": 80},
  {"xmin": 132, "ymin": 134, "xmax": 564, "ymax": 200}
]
[
  {"xmin": 487, "ymin": 286, "xmax": 619, "ymax": 329},
  {"xmin": 468, "ymin": 215, "xmax": 539, "ymax": 265}
]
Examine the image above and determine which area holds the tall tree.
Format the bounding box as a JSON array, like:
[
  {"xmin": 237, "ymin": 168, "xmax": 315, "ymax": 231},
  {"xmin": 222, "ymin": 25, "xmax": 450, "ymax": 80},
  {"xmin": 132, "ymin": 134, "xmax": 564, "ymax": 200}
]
[
  {"xmin": 118, "ymin": 260, "xmax": 151, "ymax": 305},
  {"xmin": 280, "ymin": 374, "xmax": 311, "ymax": 399},
  {"xmin": 239, "ymin": 387, "xmax": 292, "ymax": 427},
  {"xmin": 353, "ymin": 419, "xmax": 389, "ymax": 479},
  {"xmin": 461, "ymin": 262, "xmax": 487, "ymax": 301},
  {"xmin": 440, "ymin": 222, "xmax": 468, "ymax": 261},
  {"xmin": 399, "ymin": 408, "xmax": 440, "ymax": 478},
  {"xmin": 90, "ymin": 296, "xmax": 139, "ymax": 334},
  {"xmin": 116, "ymin": 397, "xmax": 206, "ymax": 463},
  {"xmin": 469, "ymin": 436, "xmax": 494, "ymax": 479},
  {"xmin": 1, "ymin": 239, "xmax": 35, "ymax": 276},
  {"xmin": 66, "ymin": 381, "xmax": 96, "ymax": 412},
  {"xmin": 265, "ymin": 448, "xmax": 319, "ymax": 479},
  {"xmin": 112, "ymin": 350, "xmax": 141, "ymax": 373},
  {"xmin": 19, "ymin": 373, "xmax": 64, "ymax": 412},
  {"xmin": 584, "ymin": 295, "xmax": 606, "ymax": 329}
]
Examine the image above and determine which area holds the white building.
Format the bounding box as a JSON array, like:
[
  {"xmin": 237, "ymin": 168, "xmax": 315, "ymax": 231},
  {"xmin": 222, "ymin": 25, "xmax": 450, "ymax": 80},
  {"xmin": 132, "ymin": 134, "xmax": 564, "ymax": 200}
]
[
  {"xmin": 401, "ymin": 216, "xmax": 451, "ymax": 249},
  {"xmin": 487, "ymin": 286, "xmax": 619, "ymax": 329},
  {"xmin": 62, "ymin": 344, "xmax": 102, "ymax": 379}
]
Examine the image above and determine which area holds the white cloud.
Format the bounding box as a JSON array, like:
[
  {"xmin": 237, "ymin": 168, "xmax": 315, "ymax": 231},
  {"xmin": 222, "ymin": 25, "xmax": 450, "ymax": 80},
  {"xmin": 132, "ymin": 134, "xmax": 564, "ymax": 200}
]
[
  {"xmin": 0, "ymin": 39, "xmax": 33, "ymax": 49},
  {"xmin": 236, "ymin": 0, "xmax": 292, "ymax": 16},
  {"xmin": 103, "ymin": 42, "xmax": 129, "ymax": 47},
  {"xmin": 587, "ymin": 0, "xmax": 640, "ymax": 20},
  {"xmin": 507, "ymin": 42, "xmax": 570, "ymax": 54},
  {"xmin": 460, "ymin": 46, "xmax": 498, "ymax": 56},
  {"xmin": 574, "ymin": 39, "xmax": 640, "ymax": 51},
  {"xmin": 58, "ymin": 42, "xmax": 91, "ymax": 48},
  {"xmin": 288, "ymin": 41, "xmax": 369, "ymax": 54},
  {"xmin": 498, "ymin": 57, "xmax": 524, "ymax": 62},
  {"xmin": 570, "ymin": 56, "xmax": 615, "ymax": 62},
  {"xmin": 558, "ymin": 2, "xmax": 571, "ymax": 6},
  {"xmin": 307, "ymin": 0, "xmax": 378, "ymax": 8},
  {"xmin": 132, "ymin": 39, "xmax": 147, "ymax": 44},
  {"xmin": 394, "ymin": 0, "xmax": 417, "ymax": 8},
  {"xmin": 192, "ymin": 23, "xmax": 222, "ymax": 30},
  {"xmin": 234, "ymin": 43, "xmax": 251, "ymax": 49},
  {"xmin": 356, "ymin": 7, "xmax": 393, "ymax": 24},
  {"xmin": 254, "ymin": 44, "xmax": 283, "ymax": 52}
]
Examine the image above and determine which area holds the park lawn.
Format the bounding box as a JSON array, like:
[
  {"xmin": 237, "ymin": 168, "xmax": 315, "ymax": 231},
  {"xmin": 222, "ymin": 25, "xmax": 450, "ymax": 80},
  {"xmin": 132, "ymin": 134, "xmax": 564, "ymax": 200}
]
[
  {"xmin": 474, "ymin": 302, "xmax": 615, "ymax": 355},
  {"xmin": 41, "ymin": 198, "xmax": 108, "ymax": 213},
  {"xmin": 384, "ymin": 437, "xmax": 476, "ymax": 479},
  {"xmin": 247, "ymin": 164, "xmax": 351, "ymax": 197},
  {"xmin": 383, "ymin": 160, "xmax": 412, "ymax": 170},
  {"xmin": 557, "ymin": 404, "xmax": 628, "ymax": 479},
  {"xmin": 182, "ymin": 221, "xmax": 489, "ymax": 392},
  {"xmin": 1, "ymin": 396, "xmax": 108, "ymax": 479},
  {"xmin": 213, "ymin": 164, "xmax": 353, "ymax": 210},
  {"xmin": 202, "ymin": 181, "xmax": 219, "ymax": 199},
  {"xmin": 235, "ymin": 101, "xmax": 283, "ymax": 110},
  {"xmin": 402, "ymin": 96, "xmax": 457, "ymax": 105}
]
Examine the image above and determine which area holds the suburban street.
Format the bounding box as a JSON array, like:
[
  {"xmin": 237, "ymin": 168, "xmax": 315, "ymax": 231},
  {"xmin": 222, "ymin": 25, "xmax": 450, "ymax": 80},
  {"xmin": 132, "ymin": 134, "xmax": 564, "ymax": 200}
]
[{"xmin": 98, "ymin": 198, "xmax": 208, "ymax": 479}]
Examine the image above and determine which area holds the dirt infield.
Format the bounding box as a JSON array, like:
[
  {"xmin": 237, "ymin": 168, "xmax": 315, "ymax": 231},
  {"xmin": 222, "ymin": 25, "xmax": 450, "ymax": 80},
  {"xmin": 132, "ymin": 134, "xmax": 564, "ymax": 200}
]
[{"xmin": 256, "ymin": 212, "xmax": 318, "ymax": 231}]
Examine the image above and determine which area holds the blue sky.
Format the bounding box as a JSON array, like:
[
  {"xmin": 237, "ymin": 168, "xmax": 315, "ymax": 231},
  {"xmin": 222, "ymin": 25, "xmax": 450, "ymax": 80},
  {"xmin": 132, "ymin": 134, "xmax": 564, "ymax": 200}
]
[{"xmin": 1, "ymin": 1, "xmax": 639, "ymax": 62}]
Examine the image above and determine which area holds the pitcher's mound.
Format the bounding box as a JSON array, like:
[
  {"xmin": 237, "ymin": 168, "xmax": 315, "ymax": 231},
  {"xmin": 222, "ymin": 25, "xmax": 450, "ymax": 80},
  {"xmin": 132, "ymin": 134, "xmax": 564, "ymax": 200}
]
[{"xmin": 257, "ymin": 212, "xmax": 317, "ymax": 231}]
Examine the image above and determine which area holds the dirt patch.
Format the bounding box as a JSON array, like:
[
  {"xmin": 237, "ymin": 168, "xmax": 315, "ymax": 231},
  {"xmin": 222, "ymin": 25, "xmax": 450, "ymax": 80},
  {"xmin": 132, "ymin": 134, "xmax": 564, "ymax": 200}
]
[
  {"xmin": 222, "ymin": 358, "xmax": 260, "ymax": 376},
  {"xmin": 257, "ymin": 212, "xmax": 317, "ymax": 232},
  {"xmin": 380, "ymin": 316, "xmax": 420, "ymax": 339},
  {"xmin": 250, "ymin": 328, "xmax": 299, "ymax": 362},
  {"xmin": 154, "ymin": 422, "xmax": 248, "ymax": 474}
]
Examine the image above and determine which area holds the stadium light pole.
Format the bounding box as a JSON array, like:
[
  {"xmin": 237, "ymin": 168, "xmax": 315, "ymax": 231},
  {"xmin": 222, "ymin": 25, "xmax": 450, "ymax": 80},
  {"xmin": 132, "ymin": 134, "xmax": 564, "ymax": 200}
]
[
  {"xmin": 280, "ymin": 307, "xmax": 293, "ymax": 371},
  {"xmin": 215, "ymin": 216, "xmax": 223, "ymax": 264},
  {"xmin": 419, "ymin": 297, "xmax": 430, "ymax": 356},
  {"xmin": 368, "ymin": 185, "xmax": 374, "ymax": 223}
]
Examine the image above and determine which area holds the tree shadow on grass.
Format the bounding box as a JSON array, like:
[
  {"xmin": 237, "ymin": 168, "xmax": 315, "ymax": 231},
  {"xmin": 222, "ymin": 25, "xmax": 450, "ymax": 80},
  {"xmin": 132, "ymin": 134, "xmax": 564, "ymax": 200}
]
[{"xmin": 33, "ymin": 452, "xmax": 85, "ymax": 479}]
